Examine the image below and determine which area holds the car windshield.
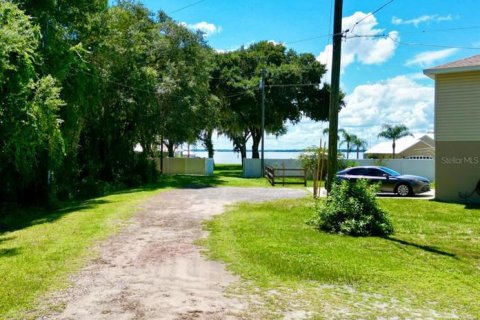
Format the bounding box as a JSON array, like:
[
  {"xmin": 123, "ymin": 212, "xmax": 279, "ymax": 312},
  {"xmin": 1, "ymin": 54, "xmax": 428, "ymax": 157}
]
[{"xmin": 381, "ymin": 167, "xmax": 401, "ymax": 176}]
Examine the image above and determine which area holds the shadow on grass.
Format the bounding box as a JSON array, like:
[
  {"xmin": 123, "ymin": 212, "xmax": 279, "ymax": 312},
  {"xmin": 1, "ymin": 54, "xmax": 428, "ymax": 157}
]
[
  {"xmin": 0, "ymin": 165, "xmax": 248, "ymax": 234},
  {"xmin": 465, "ymin": 203, "xmax": 480, "ymax": 210},
  {"xmin": 385, "ymin": 237, "xmax": 457, "ymax": 258},
  {"xmin": 111, "ymin": 165, "xmax": 247, "ymax": 196},
  {"xmin": 0, "ymin": 199, "xmax": 110, "ymax": 235},
  {"xmin": 110, "ymin": 174, "xmax": 228, "ymax": 196},
  {"xmin": 0, "ymin": 247, "xmax": 20, "ymax": 258}
]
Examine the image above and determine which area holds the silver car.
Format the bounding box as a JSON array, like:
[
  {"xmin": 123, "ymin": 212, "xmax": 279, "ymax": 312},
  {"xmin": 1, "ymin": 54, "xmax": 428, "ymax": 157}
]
[{"xmin": 336, "ymin": 166, "xmax": 431, "ymax": 197}]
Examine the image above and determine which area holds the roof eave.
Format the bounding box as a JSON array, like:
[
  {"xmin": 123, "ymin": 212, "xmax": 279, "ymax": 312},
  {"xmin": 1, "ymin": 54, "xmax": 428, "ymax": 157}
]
[{"xmin": 424, "ymin": 65, "xmax": 480, "ymax": 79}]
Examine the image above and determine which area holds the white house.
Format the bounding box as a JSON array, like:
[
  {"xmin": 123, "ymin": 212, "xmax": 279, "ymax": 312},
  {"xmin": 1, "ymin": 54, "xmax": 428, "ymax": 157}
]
[{"xmin": 364, "ymin": 134, "xmax": 435, "ymax": 159}]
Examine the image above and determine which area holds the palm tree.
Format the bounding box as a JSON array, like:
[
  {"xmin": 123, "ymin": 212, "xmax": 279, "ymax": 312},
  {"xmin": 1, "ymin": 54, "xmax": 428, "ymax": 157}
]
[
  {"xmin": 323, "ymin": 128, "xmax": 357, "ymax": 159},
  {"xmin": 377, "ymin": 124, "xmax": 413, "ymax": 159},
  {"xmin": 322, "ymin": 128, "xmax": 340, "ymax": 141},
  {"xmin": 352, "ymin": 136, "xmax": 368, "ymax": 159},
  {"xmin": 339, "ymin": 130, "xmax": 356, "ymax": 159}
]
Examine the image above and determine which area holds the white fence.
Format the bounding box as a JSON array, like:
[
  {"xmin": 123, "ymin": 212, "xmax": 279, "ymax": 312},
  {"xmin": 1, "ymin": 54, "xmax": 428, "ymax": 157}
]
[
  {"xmin": 243, "ymin": 158, "xmax": 435, "ymax": 181},
  {"xmin": 156, "ymin": 158, "xmax": 214, "ymax": 176}
]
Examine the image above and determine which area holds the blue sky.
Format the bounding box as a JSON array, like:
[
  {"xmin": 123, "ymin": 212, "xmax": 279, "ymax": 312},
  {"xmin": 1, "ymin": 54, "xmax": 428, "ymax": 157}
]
[{"xmin": 138, "ymin": 0, "xmax": 480, "ymax": 150}]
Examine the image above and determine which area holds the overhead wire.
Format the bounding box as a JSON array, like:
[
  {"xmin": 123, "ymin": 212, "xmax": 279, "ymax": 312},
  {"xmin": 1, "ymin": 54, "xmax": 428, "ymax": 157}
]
[
  {"xmin": 170, "ymin": 0, "xmax": 208, "ymax": 14},
  {"xmin": 387, "ymin": 35, "xmax": 480, "ymax": 50},
  {"xmin": 347, "ymin": 0, "xmax": 395, "ymax": 34}
]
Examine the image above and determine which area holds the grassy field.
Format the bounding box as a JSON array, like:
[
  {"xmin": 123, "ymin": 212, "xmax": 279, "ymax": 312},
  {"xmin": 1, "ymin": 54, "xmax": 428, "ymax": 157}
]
[
  {"xmin": 156, "ymin": 164, "xmax": 312, "ymax": 188},
  {"xmin": 0, "ymin": 189, "xmax": 165, "ymax": 319},
  {"xmin": 0, "ymin": 164, "xmax": 298, "ymax": 318},
  {"xmin": 203, "ymin": 198, "xmax": 480, "ymax": 319}
]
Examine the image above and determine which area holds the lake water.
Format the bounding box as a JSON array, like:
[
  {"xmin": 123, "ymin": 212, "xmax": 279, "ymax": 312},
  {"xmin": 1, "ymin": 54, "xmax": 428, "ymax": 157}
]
[{"xmin": 193, "ymin": 150, "xmax": 364, "ymax": 164}]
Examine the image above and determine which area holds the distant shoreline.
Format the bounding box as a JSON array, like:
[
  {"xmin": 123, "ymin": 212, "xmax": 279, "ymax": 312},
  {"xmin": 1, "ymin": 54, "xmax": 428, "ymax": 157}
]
[{"xmin": 191, "ymin": 149, "xmax": 365, "ymax": 153}]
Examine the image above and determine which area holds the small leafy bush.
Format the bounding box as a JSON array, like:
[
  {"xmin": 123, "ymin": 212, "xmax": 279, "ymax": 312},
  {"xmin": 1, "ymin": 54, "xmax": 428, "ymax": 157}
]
[
  {"xmin": 338, "ymin": 159, "xmax": 358, "ymax": 171},
  {"xmin": 309, "ymin": 179, "xmax": 394, "ymax": 236}
]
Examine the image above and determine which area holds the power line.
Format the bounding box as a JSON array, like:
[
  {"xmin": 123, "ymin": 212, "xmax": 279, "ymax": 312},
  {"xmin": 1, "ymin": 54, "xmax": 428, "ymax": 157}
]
[
  {"xmin": 284, "ymin": 34, "xmax": 331, "ymax": 45},
  {"xmin": 400, "ymin": 25, "xmax": 480, "ymax": 35},
  {"xmin": 347, "ymin": 0, "xmax": 395, "ymax": 34},
  {"xmin": 282, "ymin": 24, "xmax": 480, "ymax": 47},
  {"xmin": 266, "ymin": 83, "xmax": 320, "ymax": 88},
  {"xmin": 388, "ymin": 35, "xmax": 480, "ymax": 50},
  {"xmin": 345, "ymin": 33, "xmax": 480, "ymax": 50},
  {"xmin": 170, "ymin": 0, "xmax": 207, "ymax": 14}
]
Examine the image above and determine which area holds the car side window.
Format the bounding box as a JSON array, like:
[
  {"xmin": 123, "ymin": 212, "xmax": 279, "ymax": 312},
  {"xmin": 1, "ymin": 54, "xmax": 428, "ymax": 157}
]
[
  {"xmin": 366, "ymin": 168, "xmax": 384, "ymax": 177},
  {"xmin": 348, "ymin": 168, "xmax": 366, "ymax": 175}
]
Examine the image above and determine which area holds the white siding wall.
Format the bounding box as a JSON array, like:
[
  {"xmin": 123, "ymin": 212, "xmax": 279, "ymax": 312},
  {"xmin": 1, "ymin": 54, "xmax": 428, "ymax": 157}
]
[{"xmin": 435, "ymin": 71, "xmax": 480, "ymax": 141}]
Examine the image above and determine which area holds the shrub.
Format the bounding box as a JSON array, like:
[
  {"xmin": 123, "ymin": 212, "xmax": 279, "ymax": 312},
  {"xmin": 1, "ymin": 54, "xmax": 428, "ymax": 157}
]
[
  {"xmin": 338, "ymin": 159, "xmax": 358, "ymax": 171},
  {"xmin": 298, "ymin": 147, "xmax": 327, "ymax": 176},
  {"xmin": 309, "ymin": 179, "xmax": 394, "ymax": 236}
]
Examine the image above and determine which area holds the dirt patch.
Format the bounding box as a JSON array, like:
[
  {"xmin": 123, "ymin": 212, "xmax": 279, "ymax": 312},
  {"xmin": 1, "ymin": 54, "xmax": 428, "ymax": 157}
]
[{"xmin": 40, "ymin": 187, "xmax": 307, "ymax": 320}]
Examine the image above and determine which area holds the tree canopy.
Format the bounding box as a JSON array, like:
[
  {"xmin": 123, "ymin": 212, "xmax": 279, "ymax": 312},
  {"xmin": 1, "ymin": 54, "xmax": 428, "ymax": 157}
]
[
  {"xmin": 1, "ymin": 1, "xmax": 336, "ymax": 207},
  {"xmin": 211, "ymin": 41, "xmax": 335, "ymax": 158},
  {"xmin": 378, "ymin": 124, "xmax": 412, "ymax": 159}
]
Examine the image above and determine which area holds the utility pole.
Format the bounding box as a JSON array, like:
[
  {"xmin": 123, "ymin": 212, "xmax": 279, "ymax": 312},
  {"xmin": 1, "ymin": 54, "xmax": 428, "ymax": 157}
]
[
  {"xmin": 326, "ymin": 0, "xmax": 344, "ymax": 192},
  {"xmin": 260, "ymin": 69, "xmax": 266, "ymax": 175}
]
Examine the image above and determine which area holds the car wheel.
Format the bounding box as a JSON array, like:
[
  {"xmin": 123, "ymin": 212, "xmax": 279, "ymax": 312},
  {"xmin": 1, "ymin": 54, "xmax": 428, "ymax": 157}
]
[{"xmin": 396, "ymin": 183, "xmax": 412, "ymax": 197}]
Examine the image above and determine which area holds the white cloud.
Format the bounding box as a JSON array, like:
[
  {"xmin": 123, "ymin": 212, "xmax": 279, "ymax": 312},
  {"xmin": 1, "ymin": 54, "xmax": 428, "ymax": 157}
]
[
  {"xmin": 339, "ymin": 74, "xmax": 434, "ymax": 145},
  {"xmin": 209, "ymin": 75, "xmax": 434, "ymax": 150},
  {"xmin": 392, "ymin": 14, "xmax": 453, "ymax": 27},
  {"xmin": 317, "ymin": 12, "xmax": 399, "ymax": 82},
  {"xmin": 185, "ymin": 21, "xmax": 222, "ymax": 37},
  {"xmin": 405, "ymin": 48, "xmax": 458, "ymax": 67}
]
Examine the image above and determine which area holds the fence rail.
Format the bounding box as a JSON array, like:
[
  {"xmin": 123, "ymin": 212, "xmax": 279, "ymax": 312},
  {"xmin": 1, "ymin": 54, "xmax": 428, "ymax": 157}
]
[{"xmin": 264, "ymin": 165, "xmax": 306, "ymax": 186}]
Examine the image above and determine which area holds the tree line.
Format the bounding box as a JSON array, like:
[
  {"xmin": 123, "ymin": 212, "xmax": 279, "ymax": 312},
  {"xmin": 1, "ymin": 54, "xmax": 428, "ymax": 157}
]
[{"xmin": 1, "ymin": 0, "xmax": 332, "ymax": 206}]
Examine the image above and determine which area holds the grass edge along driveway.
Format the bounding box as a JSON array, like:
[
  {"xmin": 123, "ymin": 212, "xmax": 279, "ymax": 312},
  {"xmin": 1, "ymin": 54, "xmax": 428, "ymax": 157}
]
[
  {"xmin": 0, "ymin": 164, "xmax": 295, "ymax": 319},
  {"xmin": 203, "ymin": 197, "xmax": 480, "ymax": 319},
  {"xmin": 0, "ymin": 187, "xmax": 167, "ymax": 319}
]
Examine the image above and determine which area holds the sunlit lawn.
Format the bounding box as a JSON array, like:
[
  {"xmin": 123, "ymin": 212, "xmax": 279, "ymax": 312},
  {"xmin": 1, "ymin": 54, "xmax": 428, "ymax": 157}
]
[
  {"xmin": 0, "ymin": 164, "xmax": 280, "ymax": 318},
  {"xmin": 203, "ymin": 198, "xmax": 480, "ymax": 319}
]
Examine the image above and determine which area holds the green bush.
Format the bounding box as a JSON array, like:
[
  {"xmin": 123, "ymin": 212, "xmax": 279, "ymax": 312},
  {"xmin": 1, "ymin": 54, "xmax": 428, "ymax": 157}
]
[
  {"xmin": 338, "ymin": 159, "xmax": 358, "ymax": 170},
  {"xmin": 309, "ymin": 179, "xmax": 394, "ymax": 236}
]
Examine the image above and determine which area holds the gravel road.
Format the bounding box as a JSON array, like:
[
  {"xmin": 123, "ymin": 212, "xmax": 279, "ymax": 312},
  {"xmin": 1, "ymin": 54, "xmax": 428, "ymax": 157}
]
[{"xmin": 43, "ymin": 187, "xmax": 307, "ymax": 320}]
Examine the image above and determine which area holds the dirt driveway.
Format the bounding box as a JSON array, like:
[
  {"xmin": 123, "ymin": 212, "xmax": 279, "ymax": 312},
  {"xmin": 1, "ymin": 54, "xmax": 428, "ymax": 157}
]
[{"xmin": 44, "ymin": 187, "xmax": 307, "ymax": 320}]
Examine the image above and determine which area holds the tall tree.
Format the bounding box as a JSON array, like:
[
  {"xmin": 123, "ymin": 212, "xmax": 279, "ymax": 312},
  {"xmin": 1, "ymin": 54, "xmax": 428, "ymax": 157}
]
[
  {"xmin": 211, "ymin": 41, "xmax": 334, "ymax": 159},
  {"xmin": 378, "ymin": 124, "xmax": 412, "ymax": 159},
  {"xmin": 339, "ymin": 130, "xmax": 356, "ymax": 160},
  {"xmin": 155, "ymin": 12, "xmax": 214, "ymax": 157},
  {"xmin": 353, "ymin": 136, "xmax": 368, "ymax": 159},
  {"xmin": 0, "ymin": 2, "xmax": 65, "ymax": 204}
]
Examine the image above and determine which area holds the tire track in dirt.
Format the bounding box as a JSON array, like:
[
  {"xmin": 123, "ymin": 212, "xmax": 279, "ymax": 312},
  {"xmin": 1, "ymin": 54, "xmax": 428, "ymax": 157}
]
[{"xmin": 42, "ymin": 187, "xmax": 307, "ymax": 320}]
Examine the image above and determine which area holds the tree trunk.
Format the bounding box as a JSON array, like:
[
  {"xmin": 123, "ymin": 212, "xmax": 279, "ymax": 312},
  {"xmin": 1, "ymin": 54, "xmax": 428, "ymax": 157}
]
[
  {"xmin": 240, "ymin": 144, "xmax": 247, "ymax": 163},
  {"xmin": 356, "ymin": 147, "xmax": 360, "ymax": 159},
  {"xmin": 167, "ymin": 143, "xmax": 175, "ymax": 158},
  {"xmin": 346, "ymin": 142, "xmax": 350, "ymax": 159},
  {"xmin": 230, "ymin": 130, "xmax": 251, "ymax": 165},
  {"xmin": 392, "ymin": 140, "xmax": 396, "ymax": 159},
  {"xmin": 251, "ymin": 130, "xmax": 261, "ymax": 159},
  {"xmin": 251, "ymin": 138, "xmax": 260, "ymax": 159},
  {"xmin": 201, "ymin": 130, "xmax": 214, "ymax": 158}
]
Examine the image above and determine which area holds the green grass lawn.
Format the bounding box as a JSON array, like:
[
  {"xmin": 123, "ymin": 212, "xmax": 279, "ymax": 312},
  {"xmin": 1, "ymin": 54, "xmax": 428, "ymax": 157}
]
[
  {"xmin": 0, "ymin": 189, "xmax": 165, "ymax": 319},
  {"xmin": 154, "ymin": 164, "xmax": 314, "ymax": 188},
  {"xmin": 203, "ymin": 198, "xmax": 480, "ymax": 319},
  {"xmin": 0, "ymin": 164, "xmax": 282, "ymax": 318}
]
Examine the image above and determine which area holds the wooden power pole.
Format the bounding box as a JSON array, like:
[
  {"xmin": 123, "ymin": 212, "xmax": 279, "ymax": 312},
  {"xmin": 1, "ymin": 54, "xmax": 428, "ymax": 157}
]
[
  {"xmin": 326, "ymin": 0, "xmax": 344, "ymax": 192},
  {"xmin": 260, "ymin": 69, "xmax": 266, "ymax": 175}
]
